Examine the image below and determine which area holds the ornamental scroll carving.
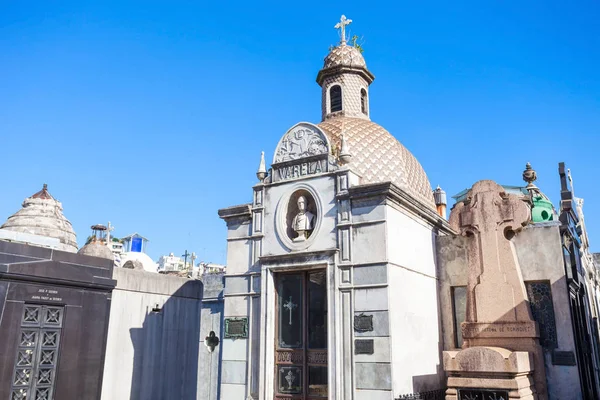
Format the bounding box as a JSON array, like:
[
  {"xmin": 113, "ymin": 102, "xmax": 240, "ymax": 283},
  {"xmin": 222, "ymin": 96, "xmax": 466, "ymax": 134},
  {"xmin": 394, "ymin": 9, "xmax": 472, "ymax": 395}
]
[
  {"xmin": 274, "ymin": 123, "xmax": 329, "ymax": 164},
  {"xmin": 277, "ymin": 351, "xmax": 304, "ymax": 364}
]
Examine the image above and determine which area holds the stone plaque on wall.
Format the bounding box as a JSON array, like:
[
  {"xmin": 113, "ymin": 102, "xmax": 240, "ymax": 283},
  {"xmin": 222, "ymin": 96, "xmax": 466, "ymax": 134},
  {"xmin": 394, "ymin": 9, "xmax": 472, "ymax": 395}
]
[
  {"xmin": 224, "ymin": 317, "xmax": 248, "ymax": 339},
  {"xmin": 458, "ymin": 389, "xmax": 509, "ymax": 400},
  {"xmin": 552, "ymin": 350, "xmax": 576, "ymax": 366},
  {"xmin": 354, "ymin": 339, "xmax": 374, "ymax": 355},
  {"xmin": 354, "ymin": 314, "xmax": 373, "ymax": 333}
]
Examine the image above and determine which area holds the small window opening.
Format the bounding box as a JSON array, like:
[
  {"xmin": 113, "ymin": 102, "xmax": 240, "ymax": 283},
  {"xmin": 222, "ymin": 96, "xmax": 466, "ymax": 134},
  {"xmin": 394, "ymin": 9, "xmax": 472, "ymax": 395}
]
[
  {"xmin": 330, "ymin": 85, "xmax": 342, "ymax": 112},
  {"xmin": 361, "ymin": 89, "xmax": 368, "ymax": 115}
]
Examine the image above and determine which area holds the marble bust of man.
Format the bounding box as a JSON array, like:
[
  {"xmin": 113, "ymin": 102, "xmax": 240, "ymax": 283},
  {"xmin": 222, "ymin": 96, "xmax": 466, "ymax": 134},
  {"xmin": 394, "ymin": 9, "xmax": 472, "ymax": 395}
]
[{"xmin": 292, "ymin": 196, "xmax": 315, "ymax": 241}]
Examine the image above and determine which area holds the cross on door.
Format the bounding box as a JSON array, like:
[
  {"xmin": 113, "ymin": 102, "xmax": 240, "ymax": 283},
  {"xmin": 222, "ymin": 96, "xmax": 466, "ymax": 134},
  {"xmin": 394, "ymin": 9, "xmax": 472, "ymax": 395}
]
[{"xmin": 283, "ymin": 296, "xmax": 297, "ymax": 325}]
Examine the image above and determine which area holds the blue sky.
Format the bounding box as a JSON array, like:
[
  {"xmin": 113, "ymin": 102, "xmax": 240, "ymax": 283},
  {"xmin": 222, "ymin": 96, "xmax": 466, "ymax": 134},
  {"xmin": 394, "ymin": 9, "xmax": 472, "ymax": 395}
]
[{"xmin": 1, "ymin": 1, "xmax": 599, "ymax": 264}]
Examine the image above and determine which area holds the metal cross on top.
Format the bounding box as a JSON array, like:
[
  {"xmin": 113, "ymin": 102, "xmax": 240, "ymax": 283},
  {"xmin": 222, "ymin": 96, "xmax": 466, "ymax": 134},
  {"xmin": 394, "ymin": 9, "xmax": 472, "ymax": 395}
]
[{"xmin": 335, "ymin": 15, "xmax": 352, "ymax": 44}]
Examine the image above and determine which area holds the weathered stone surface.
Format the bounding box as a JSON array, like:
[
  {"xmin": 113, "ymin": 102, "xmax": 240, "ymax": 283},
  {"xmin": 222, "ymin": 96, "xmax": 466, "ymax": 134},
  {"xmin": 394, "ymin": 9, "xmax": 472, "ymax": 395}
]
[
  {"xmin": 221, "ymin": 360, "xmax": 247, "ymax": 385},
  {"xmin": 448, "ymin": 180, "xmax": 532, "ymax": 325},
  {"xmin": 78, "ymin": 242, "xmax": 114, "ymax": 259},
  {"xmin": 355, "ymin": 363, "xmax": 392, "ymax": 390},
  {"xmin": 353, "ymin": 264, "xmax": 387, "ymax": 285},
  {"xmin": 444, "ymin": 180, "xmax": 545, "ymax": 399},
  {"xmin": 354, "ymin": 337, "xmax": 390, "ymax": 362},
  {"xmin": 224, "ymin": 275, "xmax": 250, "ymax": 295},
  {"xmin": 354, "ymin": 287, "xmax": 388, "ymax": 311},
  {"xmin": 354, "ymin": 311, "xmax": 389, "ymax": 337},
  {"xmin": 444, "ymin": 347, "xmax": 533, "ymax": 374}
]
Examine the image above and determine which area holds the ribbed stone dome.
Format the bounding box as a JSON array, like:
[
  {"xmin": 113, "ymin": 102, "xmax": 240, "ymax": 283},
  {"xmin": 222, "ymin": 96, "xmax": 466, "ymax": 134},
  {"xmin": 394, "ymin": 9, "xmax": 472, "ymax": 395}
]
[
  {"xmin": 323, "ymin": 44, "xmax": 366, "ymax": 69},
  {"xmin": 318, "ymin": 117, "xmax": 436, "ymax": 209},
  {"xmin": 0, "ymin": 185, "xmax": 78, "ymax": 252}
]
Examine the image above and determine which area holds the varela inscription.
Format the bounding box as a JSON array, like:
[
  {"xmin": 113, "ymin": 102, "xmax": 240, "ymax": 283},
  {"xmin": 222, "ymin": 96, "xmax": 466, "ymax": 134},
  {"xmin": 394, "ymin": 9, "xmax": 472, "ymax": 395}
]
[{"xmin": 275, "ymin": 159, "xmax": 327, "ymax": 181}]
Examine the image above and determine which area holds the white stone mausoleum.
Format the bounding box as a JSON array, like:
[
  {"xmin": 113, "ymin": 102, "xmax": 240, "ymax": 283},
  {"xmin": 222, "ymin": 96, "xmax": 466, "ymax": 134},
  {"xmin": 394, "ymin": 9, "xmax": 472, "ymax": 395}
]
[{"xmin": 218, "ymin": 16, "xmax": 452, "ymax": 400}]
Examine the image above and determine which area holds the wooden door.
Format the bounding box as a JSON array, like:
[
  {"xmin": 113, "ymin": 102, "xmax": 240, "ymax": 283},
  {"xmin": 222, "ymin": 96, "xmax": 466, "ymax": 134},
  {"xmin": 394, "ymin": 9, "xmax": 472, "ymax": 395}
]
[{"xmin": 275, "ymin": 271, "xmax": 328, "ymax": 400}]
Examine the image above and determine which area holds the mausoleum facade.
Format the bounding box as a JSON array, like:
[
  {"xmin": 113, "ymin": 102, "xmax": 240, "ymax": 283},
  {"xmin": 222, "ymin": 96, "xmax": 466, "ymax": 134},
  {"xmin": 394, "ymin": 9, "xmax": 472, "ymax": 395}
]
[{"xmin": 218, "ymin": 16, "xmax": 452, "ymax": 400}]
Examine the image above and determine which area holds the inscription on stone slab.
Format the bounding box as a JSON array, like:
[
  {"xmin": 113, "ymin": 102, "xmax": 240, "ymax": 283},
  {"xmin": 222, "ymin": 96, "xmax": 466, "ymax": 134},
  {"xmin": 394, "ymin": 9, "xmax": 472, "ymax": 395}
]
[
  {"xmin": 354, "ymin": 314, "xmax": 373, "ymax": 333},
  {"xmin": 462, "ymin": 321, "xmax": 537, "ymax": 339},
  {"xmin": 458, "ymin": 389, "xmax": 509, "ymax": 400},
  {"xmin": 8, "ymin": 282, "xmax": 82, "ymax": 305},
  {"xmin": 354, "ymin": 339, "xmax": 374, "ymax": 355},
  {"xmin": 552, "ymin": 350, "xmax": 576, "ymax": 366},
  {"xmin": 224, "ymin": 317, "xmax": 248, "ymax": 339},
  {"xmin": 273, "ymin": 158, "xmax": 328, "ymax": 182}
]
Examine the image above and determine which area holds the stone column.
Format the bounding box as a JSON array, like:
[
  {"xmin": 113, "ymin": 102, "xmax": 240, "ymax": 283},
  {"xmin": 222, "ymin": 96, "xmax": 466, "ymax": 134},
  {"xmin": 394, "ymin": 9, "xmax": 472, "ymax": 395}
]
[
  {"xmin": 443, "ymin": 180, "xmax": 546, "ymax": 400},
  {"xmin": 198, "ymin": 273, "xmax": 224, "ymax": 400}
]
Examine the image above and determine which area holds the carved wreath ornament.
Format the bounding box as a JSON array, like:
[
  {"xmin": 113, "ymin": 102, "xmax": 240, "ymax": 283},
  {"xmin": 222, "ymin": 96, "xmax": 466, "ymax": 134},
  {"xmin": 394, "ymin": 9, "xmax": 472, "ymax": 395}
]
[{"xmin": 274, "ymin": 125, "xmax": 328, "ymax": 163}]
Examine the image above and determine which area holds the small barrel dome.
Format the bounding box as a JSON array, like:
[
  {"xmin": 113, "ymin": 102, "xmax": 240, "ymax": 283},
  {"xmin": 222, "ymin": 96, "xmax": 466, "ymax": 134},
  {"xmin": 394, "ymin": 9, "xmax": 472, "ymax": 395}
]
[{"xmin": 78, "ymin": 242, "xmax": 114, "ymax": 259}]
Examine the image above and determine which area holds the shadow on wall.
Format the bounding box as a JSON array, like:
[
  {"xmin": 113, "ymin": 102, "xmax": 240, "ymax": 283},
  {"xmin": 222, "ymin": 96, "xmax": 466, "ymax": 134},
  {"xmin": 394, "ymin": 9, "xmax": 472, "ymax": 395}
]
[{"xmin": 128, "ymin": 280, "xmax": 203, "ymax": 400}]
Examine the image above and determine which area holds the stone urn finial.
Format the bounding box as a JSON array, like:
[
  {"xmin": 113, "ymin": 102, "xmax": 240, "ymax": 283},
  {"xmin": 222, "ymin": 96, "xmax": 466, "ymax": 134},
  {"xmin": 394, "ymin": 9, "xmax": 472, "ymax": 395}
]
[
  {"xmin": 256, "ymin": 151, "xmax": 267, "ymax": 182},
  {"xmin": 339, "ymin": 134, "xmax": 352, "ymax": 164},
  {"xmin": 522, "ymin": 162, "xmax": 537, "ymax": 189}
]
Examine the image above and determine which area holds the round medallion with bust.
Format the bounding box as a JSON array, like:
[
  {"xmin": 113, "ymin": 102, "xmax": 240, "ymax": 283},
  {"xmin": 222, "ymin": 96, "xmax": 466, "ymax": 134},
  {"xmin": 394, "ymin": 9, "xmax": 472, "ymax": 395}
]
[{"xmin": 292, "ymin": 196, "xmax": 315, "ymax": 242}]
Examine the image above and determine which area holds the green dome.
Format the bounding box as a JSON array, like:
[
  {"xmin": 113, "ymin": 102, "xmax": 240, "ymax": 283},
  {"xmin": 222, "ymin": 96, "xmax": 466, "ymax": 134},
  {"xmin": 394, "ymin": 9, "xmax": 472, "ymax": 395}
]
[{"xmin": 532, "ymin": 195, "xmax": 555, "ymax": 223}]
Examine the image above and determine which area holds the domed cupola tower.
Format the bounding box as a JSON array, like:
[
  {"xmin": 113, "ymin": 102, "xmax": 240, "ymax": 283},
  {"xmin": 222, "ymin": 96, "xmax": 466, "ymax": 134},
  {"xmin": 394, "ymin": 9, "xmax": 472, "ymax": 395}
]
[{"xmin": 317, "ymin": 15, "xmax": 374, "ymax": 121}]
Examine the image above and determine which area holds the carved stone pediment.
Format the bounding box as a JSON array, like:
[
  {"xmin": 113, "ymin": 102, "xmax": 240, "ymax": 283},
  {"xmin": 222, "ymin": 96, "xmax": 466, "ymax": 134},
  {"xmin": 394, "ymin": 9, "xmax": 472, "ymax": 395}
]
[{"xmin": 273, "ymin": 123, "xmax": 330, "ymax": 164}]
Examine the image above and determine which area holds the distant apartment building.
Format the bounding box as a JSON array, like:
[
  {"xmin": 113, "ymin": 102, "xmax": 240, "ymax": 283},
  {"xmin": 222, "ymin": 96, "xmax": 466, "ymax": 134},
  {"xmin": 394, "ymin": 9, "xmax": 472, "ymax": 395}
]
[
  {"xmin": 157, "ymin": 253, "xmax": 194, "ymax": 272},
  {"xmin": 197, "ymin": 262, "xmax": 226, "ymax": 275}
]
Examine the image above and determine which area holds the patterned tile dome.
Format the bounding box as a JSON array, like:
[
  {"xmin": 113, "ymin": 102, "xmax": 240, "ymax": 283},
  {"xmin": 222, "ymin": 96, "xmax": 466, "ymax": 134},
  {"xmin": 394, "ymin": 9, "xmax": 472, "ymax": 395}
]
[
  {"xmin": 318, "ymin": 117, "xmax": 436, "ymax": 209},
  {"xmin": 323, "ymin": 44, "xmax": 367, "ymax": 69}
]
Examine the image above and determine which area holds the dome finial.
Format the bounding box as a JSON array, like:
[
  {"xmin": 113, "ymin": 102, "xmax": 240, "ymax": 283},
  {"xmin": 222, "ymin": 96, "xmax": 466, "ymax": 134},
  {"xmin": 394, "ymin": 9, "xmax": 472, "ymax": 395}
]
[
  {"xmin": 339, "ymin": 134, "xmax": 352, "ymax": 164},
  {"xmin": 522, "ymin": 162, "xmax": 538, "ymax": 190},
  {"xmin": 334, "ymin": 15, "xmax": 352, "ymax": 45},
  {"xmin": 256, "ymin": 151, "xmax": 267, "ymax": 182}
]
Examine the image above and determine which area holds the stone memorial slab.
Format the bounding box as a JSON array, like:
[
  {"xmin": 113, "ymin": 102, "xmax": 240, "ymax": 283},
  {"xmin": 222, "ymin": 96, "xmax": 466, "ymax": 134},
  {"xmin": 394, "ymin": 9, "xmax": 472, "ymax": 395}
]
[
  {"xmin": 462, "ymin": 321, "xmax": 539, "ymax": 339},
  {"xmin": 552, "ymin": 350, "xmax": 576, "ymax": 366},
  {"xmin": 354, "ymin": 339, "xmax": 374, "ymax": 355},
  {"xmin": 354, "ymin": 313, "xmax": 373, "ymax": 333},
  {"xmin": 444, "ymin": 180, "xmax": 546, "ymax": 398},
  {"xmin": 224, "ymin": 317, "xmax": 248, "ymax": 339}
]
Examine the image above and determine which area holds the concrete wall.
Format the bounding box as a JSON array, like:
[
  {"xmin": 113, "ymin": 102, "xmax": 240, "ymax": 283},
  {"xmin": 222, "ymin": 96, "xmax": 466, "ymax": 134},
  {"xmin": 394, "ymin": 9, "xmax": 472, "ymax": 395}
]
[
  {"xmin": 513, "ymin": 222, "xmax": 582, "ymax": 400},
  {"xmin": 436, "ymin": 234, "xmax": 468, "ymax": 352},
  {"xmin": 101, "ymin": 268, "xmax": 203, "ymax": 400},
  {"xmin": 198, "ymin": 273, "xmax": 225, "ymax": 400},
  {"xmin": 387, "ymin": 206, "xmax": 444, "ymax": 395}
]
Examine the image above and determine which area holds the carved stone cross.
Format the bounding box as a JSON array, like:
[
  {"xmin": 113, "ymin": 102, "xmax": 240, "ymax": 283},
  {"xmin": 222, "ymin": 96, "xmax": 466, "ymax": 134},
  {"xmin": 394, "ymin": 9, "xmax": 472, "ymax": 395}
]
[
  {"xmin": 335, "ymin": 15, "xmax": 352, "ymax": 45},
  {"xmin": 449, "ymin": 180, "xmax": 532, "ymax": 324}
]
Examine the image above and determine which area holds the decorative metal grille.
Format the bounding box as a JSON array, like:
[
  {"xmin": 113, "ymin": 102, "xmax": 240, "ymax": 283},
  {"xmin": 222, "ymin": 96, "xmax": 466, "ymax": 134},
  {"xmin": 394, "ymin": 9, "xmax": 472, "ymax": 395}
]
[
  {"xmin": 11, "ymin": 305, "xmax": 63, "ymax": 400},
  {"xmin": 525, "ymin": 281, "xmax": 558, "ymax": 349}
]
